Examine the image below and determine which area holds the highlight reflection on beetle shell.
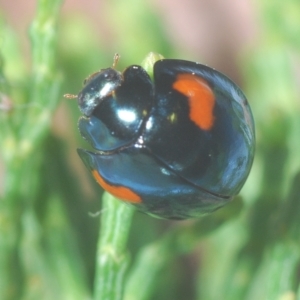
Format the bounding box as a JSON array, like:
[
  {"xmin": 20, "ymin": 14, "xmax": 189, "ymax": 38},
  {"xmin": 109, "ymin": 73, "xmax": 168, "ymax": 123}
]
[{"xmin": 77, "ymin": 59, "xmax": 255, "ymax": 219}]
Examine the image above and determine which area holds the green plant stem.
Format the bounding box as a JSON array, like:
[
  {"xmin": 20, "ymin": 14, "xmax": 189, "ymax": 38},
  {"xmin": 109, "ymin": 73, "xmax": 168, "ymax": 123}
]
[
  {"xmin": 25, "ymin": 0, "xmax": 62, "ymax": 148},
  {"xmin": 93, "ymin": 192, "xmax": 135, "ymax": 300},
  {"xmin": 0, "ymin": 0, "xmax": 62, "ymax": 298}
]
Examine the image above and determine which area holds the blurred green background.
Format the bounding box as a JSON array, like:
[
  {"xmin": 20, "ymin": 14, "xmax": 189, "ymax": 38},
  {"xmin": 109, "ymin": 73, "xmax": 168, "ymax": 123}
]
[{"xmin": 1, "ymin": 0, "xmax": 300, "ymax": 299}]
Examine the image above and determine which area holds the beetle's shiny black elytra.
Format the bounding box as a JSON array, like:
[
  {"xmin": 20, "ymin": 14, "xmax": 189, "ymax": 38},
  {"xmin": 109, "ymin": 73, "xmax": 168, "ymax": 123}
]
[{"xmin": 71, "ymin": 56, "xmax": 255, "ymax": 219}]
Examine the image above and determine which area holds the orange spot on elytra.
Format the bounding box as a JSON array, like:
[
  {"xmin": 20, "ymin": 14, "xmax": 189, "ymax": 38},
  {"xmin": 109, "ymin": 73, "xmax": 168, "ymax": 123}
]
[
  {"xmin": 173, "ymin": 73, "xmax": 215, "ymax": 130},
  {"xmin": 92, "ymin": 169, "xmax": 142, "ymax": 203}
]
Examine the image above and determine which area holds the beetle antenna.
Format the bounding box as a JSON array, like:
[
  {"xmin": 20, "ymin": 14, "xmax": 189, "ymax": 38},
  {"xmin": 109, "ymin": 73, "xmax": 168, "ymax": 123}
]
[
  {"xmin": 112, "ymin": 53, "xmax": 120, "ymax": 69},
  {"xmin": 64, "ymin": 93, "xmax": 78, "ymax": 99}
]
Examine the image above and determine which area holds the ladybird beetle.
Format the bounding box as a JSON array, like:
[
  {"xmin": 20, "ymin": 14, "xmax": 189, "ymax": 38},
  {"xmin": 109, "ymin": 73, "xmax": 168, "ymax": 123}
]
[{"xmin": 67, "ymin": 54, "xmax": 255, "ymax": 219}]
